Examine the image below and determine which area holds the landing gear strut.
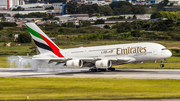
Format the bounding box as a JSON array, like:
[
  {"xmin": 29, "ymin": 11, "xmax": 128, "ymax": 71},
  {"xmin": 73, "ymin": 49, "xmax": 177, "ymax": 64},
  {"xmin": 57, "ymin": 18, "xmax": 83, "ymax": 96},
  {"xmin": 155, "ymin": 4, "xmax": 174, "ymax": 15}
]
[
  {"xmin": 89, "ymin": 67, "xmax": 115, "ymax": 72},
  {"xmin": 89, "ymin": 68, "xmax": 98, "ymax": 72},
  {"xmin": 108, "ymin": 68, "xmax": 115, "ymax": 71},
  {"xmin": 160, "ymin": 59, "xmax": 165, "ymax": 67}
]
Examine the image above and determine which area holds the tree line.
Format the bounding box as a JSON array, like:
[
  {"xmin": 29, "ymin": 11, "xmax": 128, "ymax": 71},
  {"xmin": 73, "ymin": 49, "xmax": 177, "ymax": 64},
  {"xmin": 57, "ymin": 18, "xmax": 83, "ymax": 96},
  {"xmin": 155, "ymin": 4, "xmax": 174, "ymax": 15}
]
[
  {"xmin": 151, "ymin": 11, "xmax": 180, "ymax": 20},
  {"xmin": 41, "ymin": 19, "xmax": 180, "ymax": 41},
  {"xmin": 13, "ymin": 12, "xmax": 47, "ymax": 18},
  {"xmin": 2, "ymin": 18, "xmax": 180, "ymax": 44},
  {"xmin": 13, "ymin": 12, "xmax": 59, "ymax": 20},
  {"xmin": 66, "ymin": 1, "xmax": 146, "ymax": 16},
  {"xmin": 28, "ymin": 0, "xmax": 66, "ymax": 3}
]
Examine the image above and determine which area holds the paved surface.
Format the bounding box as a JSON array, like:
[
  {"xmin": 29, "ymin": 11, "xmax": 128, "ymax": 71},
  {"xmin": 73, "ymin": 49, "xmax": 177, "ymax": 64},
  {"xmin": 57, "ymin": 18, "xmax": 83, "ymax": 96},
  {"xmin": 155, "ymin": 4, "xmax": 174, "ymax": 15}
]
[
  {"xmin": 1, "ymin": 68, "xmax": 180, "ymax": 79},
  {"xmin": 68, "ymin": 99, "xmax": 180, "ymax": 101}
]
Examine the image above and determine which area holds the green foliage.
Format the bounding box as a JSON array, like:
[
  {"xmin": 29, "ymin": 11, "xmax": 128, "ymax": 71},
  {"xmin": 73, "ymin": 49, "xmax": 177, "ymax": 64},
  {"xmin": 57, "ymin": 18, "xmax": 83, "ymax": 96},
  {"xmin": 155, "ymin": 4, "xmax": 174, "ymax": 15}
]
[
  {"xmin": 66, "ymin": 2, "xmax": 78, "ymax": 14},
  {"xmin": 13, "ymin": 13, "xmax": 21, "ymax": 18},
  {"xmin": 113, "ymin": 22, "xmax": 131, "ymax": 33},
  {"xmin": 44, "ymin": 24, "xmax": 59, "ymax": 31},
  {"xmin": 158, "ymin": 11, "xmax": 179, "ymax": 20},
  {"xmin": 61, "ymin": 23, "xmax": 67, "ymax": 27},
  {"xmin": 2, "ymin": 78, "xmax": 180, "ymax": 100},
  {"xmin": 0, "ymin": 13, "xmax": 6, "ymax": 21},
  {"xmin": 61, "ymin": 22, "xmax": 75, "ymax": 28},
  {"xmin": 66, "ymin": 3, "xmax": 113, "ymax": 16},
  {"xmin": 1, "ymin": 16, "xmax": 6, "ymax": 21},
  {"xmin": 120, "ymin": 5, "xmax": 133, "ymax": 14},
  {"xmin": 48, "ymin": 0, "xmax": 65, "ymax": 3},
  {"xmin": 133, "ymin": 15, "xmax": 137, "ymax": 19},
  {"xmin": 74, "ymin": 4, "xmax": 99, "ymax": 16},
  {"xmin": 29, "ymin": 0, "xmax": 37, "ymax": 3},
  {"xmin": 110, "ymin": 1, "xmax": 130, "ymax": 10},
  {"xmin": 151, "ymin": 12, "xmax": 162, "ymax": 19},
  {"xmin": 82, "ymin": 21, "xmax": 91, "ymax": 27},
  {"xmin": 68, "ymin": 22, "xmax": 75, "ymax": 28},
  {"xmin": 157, "ymin": 0, "xmax": 169, "ymax": 10},
  {"xmin": 131, "ymin": 30, "xmax": 140, "ymax": 37},
  {"xmin": 0, "ymin": 22, "xmax": 17, "ymax": 27},
  {"xmin": 132, "ymin": 5, "xmax": 146, "ymax": 14},
  {"xmin": 14, "ymin": 12, "xmax": 48, "ymax": 18},
  {"xmin": 104, "ymin": 25, "xmax": 110, "ymax": 29},
  {"xmin": 24, "ymin": 12, "xmax": 48, "ymax": 18},
  {"xmin": 164, "ymin": 0, "xmax": 169, "ymax": 5},
  {"xmin": 12, "ymin": 6, "xmax": 24, "ymax": 11},
  {"xmin": 98, "ymin": 6, "xmax": 113, "ymax": 16},
  {"xmin": 45, "ymin": 6, "xmax": 54, "ymax": 10},
  {"xmin": 94, "ymin": 19, "xmax": 105, "ymax": 24},
  {"xmin": 58, "ymin": 28, "xmax": 64, "ymax": 33},
  {"xmin": 117, "ymin": 26, "xmax": 131, "ymax": 33},
  {"xmin": 17, "ymin": 33, "xmax": 32, "ymax": 43},
  {"xmin": 0, "ymin": 14, "xmax": 4, "ymax": 17},
  {"xmin": 109, "ymin": 1, "xmax": 146, "ymax": 15},
  {"xmin": 108, "ymin": 16, "xmax": 125, "ymax": 20},
  {"xmin": 42, "ymin": 15, "xmax": 59, "ymax": 21},
  {"xmin": 0, "ymin": 24, "xmax": 3, "ymax": 30}
]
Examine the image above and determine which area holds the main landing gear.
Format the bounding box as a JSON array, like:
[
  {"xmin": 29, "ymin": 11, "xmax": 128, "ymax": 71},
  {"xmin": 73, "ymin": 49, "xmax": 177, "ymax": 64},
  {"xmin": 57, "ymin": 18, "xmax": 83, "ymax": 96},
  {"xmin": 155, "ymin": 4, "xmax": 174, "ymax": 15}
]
[
  {"xmin": 89, "ymin": 67, "xmax": 115, "ymax": 72},
  {"xmin": 160, "ymin": 59, "xmax": 165, "ymax": 67}
]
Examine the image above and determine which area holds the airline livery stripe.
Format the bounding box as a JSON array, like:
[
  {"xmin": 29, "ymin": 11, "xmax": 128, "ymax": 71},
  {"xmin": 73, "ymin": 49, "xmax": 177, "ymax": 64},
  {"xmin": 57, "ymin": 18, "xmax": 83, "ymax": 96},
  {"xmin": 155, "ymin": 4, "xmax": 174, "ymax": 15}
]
[
  {"xmin": 33, "ymin": 39, "xmax": 53, "ymax": 52},
  {"xmin": 39, "ymin": 34, "xmax": 64, "ymax": 58},
  {"xmin": 26, "ymin": 25, "xmax": 44, "ymax": 40},
  {"xmin": 31, "ymin": 34, "xmax": 48, "ymax": 46}
]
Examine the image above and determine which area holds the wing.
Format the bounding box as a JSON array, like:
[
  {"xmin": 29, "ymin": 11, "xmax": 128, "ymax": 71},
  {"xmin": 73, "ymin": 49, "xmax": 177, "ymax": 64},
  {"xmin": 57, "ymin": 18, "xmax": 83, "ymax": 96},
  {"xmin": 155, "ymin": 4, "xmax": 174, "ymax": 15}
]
[{"xmin": 19, "ymin": 56, "xmax": 136, "ymax": 67}]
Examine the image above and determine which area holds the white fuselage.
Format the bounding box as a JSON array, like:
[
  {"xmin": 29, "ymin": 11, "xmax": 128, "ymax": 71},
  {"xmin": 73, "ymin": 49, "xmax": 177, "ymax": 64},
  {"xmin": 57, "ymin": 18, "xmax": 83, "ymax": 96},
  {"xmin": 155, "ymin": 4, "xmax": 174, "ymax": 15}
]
[{"xmin": 61, "ymin": 42, "xmax": 172, "ymax": 65}]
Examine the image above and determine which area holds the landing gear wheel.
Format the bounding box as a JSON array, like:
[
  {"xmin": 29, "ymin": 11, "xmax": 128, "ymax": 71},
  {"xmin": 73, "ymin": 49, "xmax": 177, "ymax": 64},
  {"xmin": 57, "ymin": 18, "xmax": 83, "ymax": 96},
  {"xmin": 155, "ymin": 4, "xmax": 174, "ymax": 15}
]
[
  {"xmin": 160, "ymin": 59, "xmax": 165, "ymax": 68},
  {"xmin": 108, "ymin": 68, "xmax": 115, "ymax": 71},
  {"xmin": 111, "ymin": 68, "xmax": 115, "ymax": 71},
  {"xmin": 160, "ymin": 64, "xmax": 164, "ymax": 67},
  {"xmin": 89, "ymin": 68, "xmax": 99, "ymax": 72}
]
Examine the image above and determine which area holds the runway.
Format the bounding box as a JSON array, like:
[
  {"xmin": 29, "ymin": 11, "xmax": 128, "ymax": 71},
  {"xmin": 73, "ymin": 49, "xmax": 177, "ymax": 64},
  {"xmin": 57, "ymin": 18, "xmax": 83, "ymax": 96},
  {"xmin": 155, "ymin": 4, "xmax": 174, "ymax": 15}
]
[{"xmin": 1, "ymin": 68, "xmax": 180, "ymax": 79}]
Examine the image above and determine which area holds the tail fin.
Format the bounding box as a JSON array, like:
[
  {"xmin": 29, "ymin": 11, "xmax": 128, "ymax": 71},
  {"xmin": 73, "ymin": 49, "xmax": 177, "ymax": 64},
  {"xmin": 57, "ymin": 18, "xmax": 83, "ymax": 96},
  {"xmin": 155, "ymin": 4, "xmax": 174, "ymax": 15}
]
[{"xmin": 25, "ymin": 23, "xmax": 64, "ymax": 58}]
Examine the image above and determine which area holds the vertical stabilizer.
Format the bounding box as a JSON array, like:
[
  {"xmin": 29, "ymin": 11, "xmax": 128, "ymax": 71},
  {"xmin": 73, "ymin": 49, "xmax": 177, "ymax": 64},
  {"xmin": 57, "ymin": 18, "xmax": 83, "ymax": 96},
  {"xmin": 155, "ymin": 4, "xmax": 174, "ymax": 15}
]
[{"xmin": 25, "ymin": 23, "xmax": 64, "ymax": 58}]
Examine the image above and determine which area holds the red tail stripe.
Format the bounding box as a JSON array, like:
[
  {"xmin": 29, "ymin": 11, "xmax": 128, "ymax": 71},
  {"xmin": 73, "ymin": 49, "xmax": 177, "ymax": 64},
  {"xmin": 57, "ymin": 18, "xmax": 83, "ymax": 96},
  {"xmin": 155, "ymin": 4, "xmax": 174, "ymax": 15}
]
[{"xmin": 39, "ymin": 34, "xmax": 64, "ymax": 58}]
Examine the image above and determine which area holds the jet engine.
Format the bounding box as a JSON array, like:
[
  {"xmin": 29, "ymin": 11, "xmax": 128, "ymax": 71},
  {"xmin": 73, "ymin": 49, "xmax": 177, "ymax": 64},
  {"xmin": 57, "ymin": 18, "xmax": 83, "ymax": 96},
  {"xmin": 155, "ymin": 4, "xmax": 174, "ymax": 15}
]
[
  {"xmin": 66, "ymin": 59, "xmax": 83, "ymax": 68},
  {"xmin": 95, "ymin": 60, "xmax": 112, "ymax": 68}
]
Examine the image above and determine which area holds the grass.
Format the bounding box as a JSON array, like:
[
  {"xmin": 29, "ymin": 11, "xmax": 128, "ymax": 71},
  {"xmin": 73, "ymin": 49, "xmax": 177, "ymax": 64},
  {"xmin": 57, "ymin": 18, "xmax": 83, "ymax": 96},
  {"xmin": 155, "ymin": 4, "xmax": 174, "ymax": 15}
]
[
  {"xmin": 1, "ymin": 78, "xmax": 180, "ymax": 100},
  {"xmin": 114, "ymin": 56, "xmax": 180, "ymax": 69},
  {"xmin": 146, "ymin": 8, "xmax": 157, "ymax": 14},
  {"xmin": 0, "ymin": 45, "xmax": 35, "ymax": 55},
  {"xmin": 0, "ymin": 56, "xmax": 10, "ymax": 67}
]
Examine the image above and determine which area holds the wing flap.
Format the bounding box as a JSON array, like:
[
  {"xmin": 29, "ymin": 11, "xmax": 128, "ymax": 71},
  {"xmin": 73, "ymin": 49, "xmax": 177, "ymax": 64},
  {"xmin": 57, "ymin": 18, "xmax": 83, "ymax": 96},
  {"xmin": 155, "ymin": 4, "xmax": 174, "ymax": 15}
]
[{"xmin": 22, "ymin": 56, "xmax": 136, "ymax": 65}]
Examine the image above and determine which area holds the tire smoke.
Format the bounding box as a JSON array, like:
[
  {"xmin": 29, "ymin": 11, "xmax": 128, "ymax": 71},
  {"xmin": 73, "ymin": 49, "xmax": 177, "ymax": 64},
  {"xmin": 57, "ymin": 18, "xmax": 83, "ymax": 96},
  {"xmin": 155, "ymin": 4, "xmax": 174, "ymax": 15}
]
[{"xmin": 7, "ymin": 56, "xmax": 81, "ymax": 72}]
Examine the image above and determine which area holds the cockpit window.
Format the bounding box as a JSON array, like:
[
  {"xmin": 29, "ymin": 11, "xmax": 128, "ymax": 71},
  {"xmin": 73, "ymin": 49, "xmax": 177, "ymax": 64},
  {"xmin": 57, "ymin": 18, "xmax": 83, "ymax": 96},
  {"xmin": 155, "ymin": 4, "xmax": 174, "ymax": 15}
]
[{"xmin": 162, "ymin": 48, "xmax": 168, "ymax": 50}]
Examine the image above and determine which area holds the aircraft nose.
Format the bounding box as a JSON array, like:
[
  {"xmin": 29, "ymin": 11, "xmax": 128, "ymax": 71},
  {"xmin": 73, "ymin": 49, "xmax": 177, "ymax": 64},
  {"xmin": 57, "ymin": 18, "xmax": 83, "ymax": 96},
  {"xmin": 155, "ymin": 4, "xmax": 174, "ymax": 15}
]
[{"xmin": 167, "ymin": 50, "xmax": 172, "ymax": 58}]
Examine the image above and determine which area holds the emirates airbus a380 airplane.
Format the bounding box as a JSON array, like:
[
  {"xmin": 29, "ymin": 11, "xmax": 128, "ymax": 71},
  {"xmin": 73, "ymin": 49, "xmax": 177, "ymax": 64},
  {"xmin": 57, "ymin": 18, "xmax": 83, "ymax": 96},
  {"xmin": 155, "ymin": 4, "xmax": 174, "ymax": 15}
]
[{"xmin": 25, "ymin": 23, "xmax": 172, "ymax": 72}]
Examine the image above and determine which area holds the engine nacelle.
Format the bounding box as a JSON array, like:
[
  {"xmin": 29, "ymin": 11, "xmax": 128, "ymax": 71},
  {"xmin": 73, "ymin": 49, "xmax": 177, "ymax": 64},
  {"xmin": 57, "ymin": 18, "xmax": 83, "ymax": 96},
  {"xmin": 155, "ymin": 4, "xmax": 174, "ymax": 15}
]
[
  {"xmin": 66, "ymin": 59, "xmax": 83, "ymax": 68},
  {"xmin": 95, "ymin": 60, "xmax": 112, "ymax": 68}
]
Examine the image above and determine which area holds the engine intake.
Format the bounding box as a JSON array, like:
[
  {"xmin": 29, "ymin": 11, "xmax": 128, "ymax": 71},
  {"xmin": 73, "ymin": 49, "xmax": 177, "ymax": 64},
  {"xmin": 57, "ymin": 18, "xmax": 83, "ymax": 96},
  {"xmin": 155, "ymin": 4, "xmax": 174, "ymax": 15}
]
[
  {"xmin": 95, "ymin": 60, "xmax": 112, "ymax": 68},
  {"xmin": 66, "ymin": 59, "xmax": 83, "ymax": 68}
]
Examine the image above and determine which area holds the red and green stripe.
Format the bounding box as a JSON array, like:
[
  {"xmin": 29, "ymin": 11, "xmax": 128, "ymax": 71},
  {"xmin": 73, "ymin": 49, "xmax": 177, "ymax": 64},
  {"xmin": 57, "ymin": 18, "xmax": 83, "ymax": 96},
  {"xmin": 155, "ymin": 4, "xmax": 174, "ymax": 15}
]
[{"xmin": 26, "ymin": 25, "xmax": 64, "ymax": 58}]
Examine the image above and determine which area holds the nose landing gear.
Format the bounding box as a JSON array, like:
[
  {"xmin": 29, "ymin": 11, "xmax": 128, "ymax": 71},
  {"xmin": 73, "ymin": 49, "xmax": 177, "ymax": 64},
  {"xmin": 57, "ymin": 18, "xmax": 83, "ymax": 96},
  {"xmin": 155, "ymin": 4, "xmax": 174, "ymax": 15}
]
[{"xmin": 160, "ymin": 59, "xmax": 165, "ymax": 67}]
